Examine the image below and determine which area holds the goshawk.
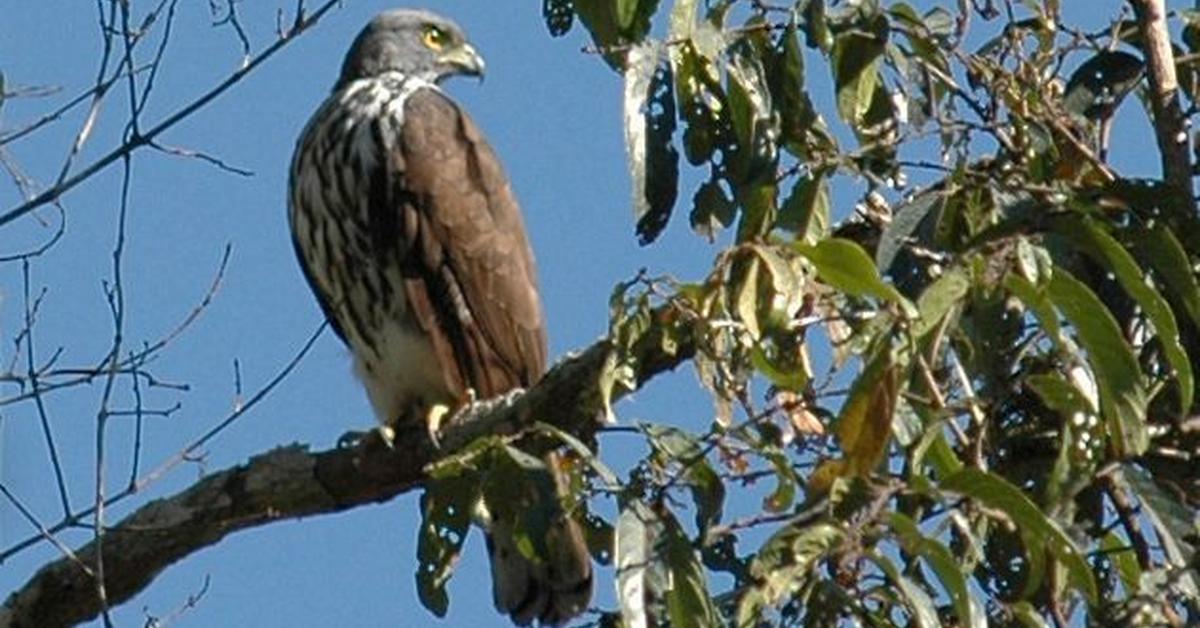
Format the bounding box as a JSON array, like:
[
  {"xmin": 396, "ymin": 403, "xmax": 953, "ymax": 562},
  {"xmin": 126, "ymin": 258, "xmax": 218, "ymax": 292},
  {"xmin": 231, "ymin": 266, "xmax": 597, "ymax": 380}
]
[{"xmin": 287, "ymin": 9, "xmax": 592, "ymax": 625}]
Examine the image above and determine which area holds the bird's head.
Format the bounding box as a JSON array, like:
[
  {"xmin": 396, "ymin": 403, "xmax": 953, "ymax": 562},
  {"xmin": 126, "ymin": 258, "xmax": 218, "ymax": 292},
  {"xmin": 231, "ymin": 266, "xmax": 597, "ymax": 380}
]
[{"xmin": 338, "ymin": 9, "xmax": 485, "ymax": 87}]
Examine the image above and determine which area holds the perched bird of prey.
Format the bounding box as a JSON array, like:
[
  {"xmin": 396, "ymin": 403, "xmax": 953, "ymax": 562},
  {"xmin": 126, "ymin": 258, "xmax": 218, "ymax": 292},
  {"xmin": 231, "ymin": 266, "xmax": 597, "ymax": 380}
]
[{"xmin": 287, "ymin": 9, "xmax": 592, "ymax": 625}]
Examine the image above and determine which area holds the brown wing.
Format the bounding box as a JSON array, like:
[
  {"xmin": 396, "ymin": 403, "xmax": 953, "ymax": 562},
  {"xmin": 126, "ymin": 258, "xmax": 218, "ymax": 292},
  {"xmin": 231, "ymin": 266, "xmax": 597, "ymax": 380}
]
[{"xmin": 373, "ymin": 87, "xmax": 546, "ymax": 400}]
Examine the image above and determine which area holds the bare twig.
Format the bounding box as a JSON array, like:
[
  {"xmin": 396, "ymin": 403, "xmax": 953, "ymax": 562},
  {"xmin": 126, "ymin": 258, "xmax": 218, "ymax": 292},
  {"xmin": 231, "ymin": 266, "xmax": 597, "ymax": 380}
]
[
  {"xmin": 0, "ymin": 323, "xmax": 693, "ymax": 627},
  {"xmin": 0, "ymin": 319, "xmax": 325, "ymax": 565},
  {"xmin": 0, "ymin": 0, "xmax": 345, "ymax": 231},
  {"xmin": 22, "ymin": 259, "xmax": 72, "ymax": 518}
]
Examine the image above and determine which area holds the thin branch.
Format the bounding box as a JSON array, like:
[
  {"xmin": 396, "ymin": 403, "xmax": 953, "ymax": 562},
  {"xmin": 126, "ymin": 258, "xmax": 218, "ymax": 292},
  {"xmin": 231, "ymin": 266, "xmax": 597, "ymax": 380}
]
[
  {"xmin": 0, "ymin": 325, "xmax": 692, "ymax": 627},
  {"xmin": 22, "ymin": 259, "xmax": 72, "ymax": 517},
  {"xmin": 0, "ymin": 0, "xmax": 345, "ymax": 231},
  {"xmin": 0, "ymin": 319, "xmax": 325, "ymax": 564}
]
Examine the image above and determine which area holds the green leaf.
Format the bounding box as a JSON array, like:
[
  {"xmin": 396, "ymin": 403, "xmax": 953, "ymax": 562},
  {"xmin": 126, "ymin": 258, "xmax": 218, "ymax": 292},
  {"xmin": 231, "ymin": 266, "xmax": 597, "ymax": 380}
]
[
  {"xmin": 795, "ymin": 238, "xmax": 918, "ymax": 317},
  {"xmin": 668, "ymin": 0, "xmax": 698, "ymax": 41},
  {"xmin": 539, "ymin": 422, "xmax": 622, "ymax": 488},
  {"xmin": 543, "ymin": 0, "xmax": 574, "ymax": 36},
  {"xmin": 876, "ymin": 189, "xmax": 945, "ymax": 273},
  {"xmin": 1027, "ymin": 374, "xmax": 1091, "ymax": 417},
  {"xmin": 868, "ymin": 551, "xmax": 941, "ymax": 628},
  {"xmin": 831, "ymin": 17, "xmax": 887, "ymax": 125},
  {"xmin": 1099, "ymin": 530, "xmax": 1141, "ymax": 593},
  {"xmin": 600, "ymin": 278, "xmax": 652, "ymax": 423},
  {"xmin": 1122, "ymin": 464, "xmax": 1197, "ymax": 567},
  {"xmin": 737, "ymin": 522, "xmax": 846, "ymax": 624},
  {"xmin": 623, "ymin": 43, "xmax": 680, "ymax": 245},
  {"xmin": 762, "ymin": 450, "xmax": 796, "ymax": 513},
  {"xmin": 801, "ymin": 0, "xmax": 833, "ymax": 51},
  {"xmin": 889, "ymin": 513, "xmax": 980, "ymax": 627},
  {"xmin": 416, "ymin": 473, "xmax": 480, "ymax": 617},
  {"xmin": 1005, "ymin": 274, "xmax": 1067, "ymax": 348},
  {"xmin": 1045, "ymin": 268, "xmax": 1149, "ymax": 457},
  {"xmin": 642, "ymin": 425, "xmax": 726, "ymax": 533},
  {"xmin": 616, "ymin": 0, "xmax": 639, "ymax": 31},
  {"xmin": 942, "ymin": 469, "xmax": 1099, "ymax": 605},
  {"xmin": 661, "ymin": 511, "xmax": 721, "ymax": 627},
  {"xmin": 725, "ymin": 44, "xmax": 778, "ymax": 187},
  {"xmin": 574, "ymin": 0, "xmax": 624, "ymax": 70},
  {"xmin": 732, "ymin": 251, "xmax": 763, "ymax": 339},
  {"xmin": 778, "ymin": 167, "xmax": 831, "ymax": 242},
  {"xmin": 751, "ymin": 345, "xmax": 809, "ymax": 391},
  {"xmin": 1052, "ymin": 216, "xmax": 1192, "ymax": 412},
  {"xmin": 690, "ymin": 178, "xmax": 736, "ymax": 239},
  {"xmin": 923, "ymin": 7, "xmax": 955, "ymax": 39},
  {"xmin": 1063, "ymin": 50, "xmax": 1144, "ymax": 121},
  {"xmin": 1132, "ymin": 223, "xmax": 1200, "ymax": 331},
  {"xmin": 1008, "ymin": 601, "xmax": 1051, "ymax": 627},
  {"xmin": 615, "ymin": 500, "xmax": 664, "ymax": 628},
  {"xmin": 673, "ymin": 42, "xmax": 723, "ymax": 166},
  {"xmin": 909, "ymin": 405, "xmax": 963, "ymax": 478},
  {"xmin": 483, "ymin": 446, "xmax": 558, "ymax": 565},
  {"xmin": 913, "ymin": 267, "xmax": 969, "ymax": 339},
  {"xmin": 770, "ymin": 21, "xmax": 829, "ymax": 160},
  {"xmin": 835, "ymin": 341, "xmax": 901, "ymax": 476}
]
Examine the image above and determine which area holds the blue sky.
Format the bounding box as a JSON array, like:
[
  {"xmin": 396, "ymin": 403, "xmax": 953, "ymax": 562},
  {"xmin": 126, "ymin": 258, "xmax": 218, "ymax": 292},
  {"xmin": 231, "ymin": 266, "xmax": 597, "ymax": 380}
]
[
  {"xmin": 0, "ymin": 1, "xmax": 1159, "ymax": 627},
  {"xmin": 0, "ymin": 2, "xmax": 722, "ymax": 626}
]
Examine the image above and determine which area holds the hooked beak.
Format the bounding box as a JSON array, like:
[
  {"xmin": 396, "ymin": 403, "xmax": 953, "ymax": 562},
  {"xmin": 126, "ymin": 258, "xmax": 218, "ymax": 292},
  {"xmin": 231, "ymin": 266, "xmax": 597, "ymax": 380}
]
[{"xmin": 441, "ymin": 43, "xmax": 486, "ymax": 79}]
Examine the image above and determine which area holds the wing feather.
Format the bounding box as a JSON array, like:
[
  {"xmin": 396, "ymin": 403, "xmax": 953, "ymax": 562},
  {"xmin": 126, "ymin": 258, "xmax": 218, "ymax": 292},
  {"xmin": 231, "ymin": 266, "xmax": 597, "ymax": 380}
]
[{"xmin": 376, "ymin": 87, "xmax": 546, "ymax": 400}]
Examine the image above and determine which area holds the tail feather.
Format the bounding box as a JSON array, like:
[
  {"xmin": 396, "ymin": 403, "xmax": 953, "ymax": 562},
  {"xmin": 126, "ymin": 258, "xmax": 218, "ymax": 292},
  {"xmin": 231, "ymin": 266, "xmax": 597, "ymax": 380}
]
[{"xmin": 485, "ymin": 454, "xmax": 593, "ymax": 626}]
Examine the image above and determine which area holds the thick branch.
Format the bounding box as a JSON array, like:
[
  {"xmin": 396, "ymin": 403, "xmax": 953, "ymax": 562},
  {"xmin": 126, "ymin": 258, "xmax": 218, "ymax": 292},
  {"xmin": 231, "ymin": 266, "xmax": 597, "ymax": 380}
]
[
  {"xmin": 1130, "ymin": 0, "xmax": 1195, "ymax": 207},
  {"xmin": 0, "ymin": 328, "xmax": 693, "ymax": 628}
]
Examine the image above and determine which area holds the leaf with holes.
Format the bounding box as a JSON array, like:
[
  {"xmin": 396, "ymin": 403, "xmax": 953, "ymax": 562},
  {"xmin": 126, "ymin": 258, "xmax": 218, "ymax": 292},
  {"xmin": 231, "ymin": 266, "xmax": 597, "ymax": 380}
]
[
  {"xmin": 624, "ymin": 42, "xmax": 679, "ymax": 245},
  {"xmin": 542, "ymin": 0, "xmax": 574, "ymax": 36},
  {"xmin": 416, "ymin": 472, "xmax": 480, "ymax": 617},
  {"xmin": 1064, "ymin": 50, "xmax": 1143, "ymax": 121}
]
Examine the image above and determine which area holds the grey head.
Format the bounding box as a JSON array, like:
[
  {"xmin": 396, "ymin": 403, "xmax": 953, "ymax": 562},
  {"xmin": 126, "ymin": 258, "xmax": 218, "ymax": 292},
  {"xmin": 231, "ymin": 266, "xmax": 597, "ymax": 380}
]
[{"xmin": 337, "ymin": 9, "xmax": 485, "ymax": 88}]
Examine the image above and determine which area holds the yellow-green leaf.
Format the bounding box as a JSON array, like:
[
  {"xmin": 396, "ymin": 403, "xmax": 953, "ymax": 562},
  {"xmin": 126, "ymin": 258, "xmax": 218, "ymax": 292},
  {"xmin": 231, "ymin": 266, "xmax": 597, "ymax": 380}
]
[{"xmin": 795, "ymin": 238, "xmax": 917, "ymax": 317}]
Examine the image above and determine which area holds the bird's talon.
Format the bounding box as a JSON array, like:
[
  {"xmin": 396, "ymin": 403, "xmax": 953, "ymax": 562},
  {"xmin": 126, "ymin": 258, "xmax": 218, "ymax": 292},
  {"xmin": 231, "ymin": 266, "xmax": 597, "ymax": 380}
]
[
  {"xmin": 426, "ymin": 403, "xmax": 450, "ymax": 449},
  {"xmin": 377, "ymin": 424, "xmax": 397, "ymax": 449}
]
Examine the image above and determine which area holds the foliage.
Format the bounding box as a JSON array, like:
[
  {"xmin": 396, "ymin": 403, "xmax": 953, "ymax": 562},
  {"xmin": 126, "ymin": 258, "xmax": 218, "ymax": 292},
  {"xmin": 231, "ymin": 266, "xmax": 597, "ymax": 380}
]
[{"xmin": 420, "ymin": 0, "xmax": 1200, "ymax": 625}]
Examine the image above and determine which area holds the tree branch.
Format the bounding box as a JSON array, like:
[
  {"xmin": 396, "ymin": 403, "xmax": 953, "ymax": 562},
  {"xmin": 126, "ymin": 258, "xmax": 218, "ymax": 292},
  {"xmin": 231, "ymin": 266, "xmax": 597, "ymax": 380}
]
[
  {"xmin": 0, "ymin": 326, "xmax": 693, "ymax": 628},
  {"xmin": 1130, "ymin": 0, "xmax": 1195, "ymax": 208}
]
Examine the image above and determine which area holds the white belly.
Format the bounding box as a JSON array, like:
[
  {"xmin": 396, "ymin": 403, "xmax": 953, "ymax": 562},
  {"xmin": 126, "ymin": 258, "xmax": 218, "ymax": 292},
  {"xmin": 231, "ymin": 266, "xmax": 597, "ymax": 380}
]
[{"xmin": 350, "ymin": 318, "xmax": 451, "ymax": 426}]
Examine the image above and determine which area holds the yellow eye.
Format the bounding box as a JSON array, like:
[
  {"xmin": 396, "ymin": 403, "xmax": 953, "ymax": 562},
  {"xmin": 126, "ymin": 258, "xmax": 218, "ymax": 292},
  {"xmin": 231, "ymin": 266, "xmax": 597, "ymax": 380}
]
[{"xmin": 423, "ymin": 25, "xmax": 447, "ymax": 50}]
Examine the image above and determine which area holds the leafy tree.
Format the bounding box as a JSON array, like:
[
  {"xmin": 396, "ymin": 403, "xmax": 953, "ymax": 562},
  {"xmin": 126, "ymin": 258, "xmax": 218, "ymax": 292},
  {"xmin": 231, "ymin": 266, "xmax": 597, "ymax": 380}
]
[{"xmin": 4, "ymin": 1, "xmax": 1200, "ymax": 626}]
